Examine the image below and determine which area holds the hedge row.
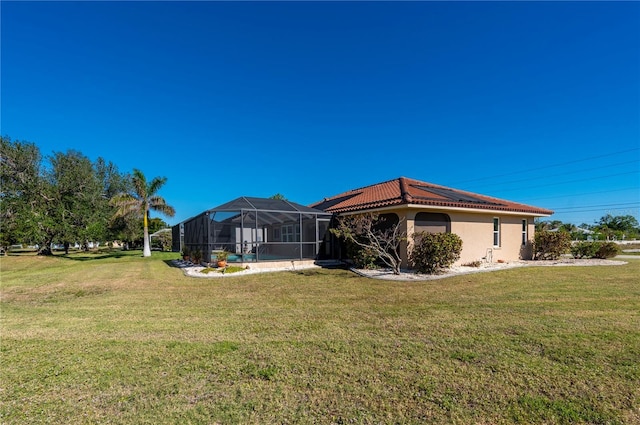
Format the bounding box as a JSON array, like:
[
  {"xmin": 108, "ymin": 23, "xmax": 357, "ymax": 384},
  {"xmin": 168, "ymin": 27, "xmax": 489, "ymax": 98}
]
[{"xmin": 571, "ymin": 241, "xmax": 620, "ymax": 259}]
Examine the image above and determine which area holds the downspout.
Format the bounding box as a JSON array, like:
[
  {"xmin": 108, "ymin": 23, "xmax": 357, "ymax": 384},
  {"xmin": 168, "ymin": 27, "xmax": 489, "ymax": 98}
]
[
  {"xmin": 207, "ymin": 211, "xmax": 211, "ymax": 263},
  {"xmin": 399, "ymin": 177, "xmax": 413, "ymax": 268},
  {"xmin": 299, "ymin": 213, "xmax": 303, "ymax": 260}
]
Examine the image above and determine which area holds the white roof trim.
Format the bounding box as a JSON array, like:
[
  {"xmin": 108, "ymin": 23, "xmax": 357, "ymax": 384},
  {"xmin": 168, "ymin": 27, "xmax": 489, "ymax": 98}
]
[
  {"xmin": 150, "ymin": 228, "xmax": 172, "ymax": 237},
  {"xmin": 338, "ymin": 204, "xmax": 552, "ymax": 217}
]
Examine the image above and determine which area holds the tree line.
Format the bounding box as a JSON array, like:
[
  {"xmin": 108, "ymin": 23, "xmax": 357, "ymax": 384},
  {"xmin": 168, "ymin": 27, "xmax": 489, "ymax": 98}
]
[
  {"xmin": 535, "ymin": 214, "xmax": 640, "ymax": 241},
  {"xmin": 0, "ymin": 136, "xmax": 174, "ymax": 255}
]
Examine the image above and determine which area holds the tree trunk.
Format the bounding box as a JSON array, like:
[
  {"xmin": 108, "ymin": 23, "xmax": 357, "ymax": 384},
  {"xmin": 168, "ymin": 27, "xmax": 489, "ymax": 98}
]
[
  {"xmin": 38, "ymin": 242, "xmax": 53, "ymax": 256},
  {"xmin": 142, "ymin": 212, "xmax": 151, "ymax": 257}
]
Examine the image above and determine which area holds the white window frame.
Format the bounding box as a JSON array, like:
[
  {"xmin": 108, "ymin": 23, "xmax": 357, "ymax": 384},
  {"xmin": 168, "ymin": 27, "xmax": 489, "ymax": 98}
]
[
  {"xmin": 522, "ymin": 219, "xmax": 528, "ymax": 245},
  {"xmin": 281, "ymin": 224, "xmax": 300, "ymax": 242},
  {"xmin": 493, "ymin": 217, "xmax": 501, "ymax": 247}
]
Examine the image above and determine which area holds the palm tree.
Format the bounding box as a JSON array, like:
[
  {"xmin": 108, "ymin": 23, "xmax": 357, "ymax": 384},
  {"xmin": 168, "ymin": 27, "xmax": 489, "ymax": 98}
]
[{"xmin": 110, "ymin": 169, "xmax": 175, "ymax": 257}]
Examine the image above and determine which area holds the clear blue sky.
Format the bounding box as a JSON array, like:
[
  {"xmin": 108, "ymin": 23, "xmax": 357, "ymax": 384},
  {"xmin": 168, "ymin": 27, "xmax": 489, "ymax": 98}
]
[{"xmin": 2, "ymin": 1, "xmax": 639, "ymax": 227}]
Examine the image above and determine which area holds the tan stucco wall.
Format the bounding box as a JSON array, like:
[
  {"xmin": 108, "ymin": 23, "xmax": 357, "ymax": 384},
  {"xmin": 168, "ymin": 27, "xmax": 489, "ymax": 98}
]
[
  {"xmin": 365, "ymin": 207, "xmax": 539, "ymax": 268},
  {"xmin": 446, "ymin": 212, "xmax": 535, "ymax": 264}
]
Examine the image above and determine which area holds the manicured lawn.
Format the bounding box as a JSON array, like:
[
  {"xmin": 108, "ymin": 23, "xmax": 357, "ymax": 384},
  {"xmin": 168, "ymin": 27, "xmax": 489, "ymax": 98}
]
[{"xmin": 1, "ymin": 251, "xmax": 638, "ymax": 424}]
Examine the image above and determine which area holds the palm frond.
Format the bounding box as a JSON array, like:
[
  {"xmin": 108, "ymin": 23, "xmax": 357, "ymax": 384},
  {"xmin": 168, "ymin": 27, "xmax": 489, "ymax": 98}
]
[
  {"xmin": 132, "ymin": 169, "xmax": 148, "ymax": 199},
  {"xmin": 110, "ymin": 192, "xmax": 141, "ymax": 219},
  {"xmin": 149, "ymin": 195, "xmax": 176, "ymax": 217},
  {"xmin": 148, "ymin": 176, "xmax": 168, "ymax": 197}
]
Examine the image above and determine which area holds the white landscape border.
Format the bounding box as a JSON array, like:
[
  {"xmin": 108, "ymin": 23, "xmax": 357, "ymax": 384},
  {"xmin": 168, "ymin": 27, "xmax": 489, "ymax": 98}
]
[
  {"xmin": 172, "ymin": 258, "xmax": 629, "ymax": 281},
  {"xmin": 351, "ymin": 258, "xmax": 628, "ymax": 281}
]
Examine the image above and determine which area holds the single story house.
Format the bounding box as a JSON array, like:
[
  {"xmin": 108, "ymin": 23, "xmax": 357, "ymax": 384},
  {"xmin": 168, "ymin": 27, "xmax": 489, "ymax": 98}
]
[{"xmin": 309, "ymin": 176, "xmax": 553, "ymax": 267}]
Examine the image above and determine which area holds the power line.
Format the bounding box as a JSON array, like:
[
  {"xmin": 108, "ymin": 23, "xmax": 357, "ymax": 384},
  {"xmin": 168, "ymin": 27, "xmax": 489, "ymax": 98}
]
[
  {"xmin": 479, "ymin": 171, "xmax": 638, "ymax": 194},
  {"xmin": 538, "ymin": 202, "xmax": 640, "ymax": 221},
  {"xmin": 449, "ymin": 147, "xmax": 640, "ymax": 186},
  {"xmin": 552, "ymin": 208, "xmax": 639, "ymax": 215},
  {"xmin": 520, "ymin": 186, "xmax": 639, "ymax": 202},
  {"xmin": 462, "ymin": 160, "xmax": 638, "ymax": 191},
  {"xmin": 551, "ymin": 202, "xmax": 640, "ymax": 211}
]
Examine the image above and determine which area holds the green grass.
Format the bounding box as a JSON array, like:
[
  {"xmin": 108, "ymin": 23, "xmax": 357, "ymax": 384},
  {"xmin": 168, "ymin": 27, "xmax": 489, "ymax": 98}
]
[
  {"xmin": 201, "ymin": 265, "xmax": 247, "ymax": 274},
  {"xmin": 1, "ymin": 251, "xmax": 639, "ymax": 424}
]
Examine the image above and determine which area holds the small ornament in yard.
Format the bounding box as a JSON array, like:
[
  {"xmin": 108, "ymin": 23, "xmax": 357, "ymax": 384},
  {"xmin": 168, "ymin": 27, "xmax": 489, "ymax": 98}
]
[{"xmin": 216, "ymin": 250, "xmax": 229, "ymax": 268}]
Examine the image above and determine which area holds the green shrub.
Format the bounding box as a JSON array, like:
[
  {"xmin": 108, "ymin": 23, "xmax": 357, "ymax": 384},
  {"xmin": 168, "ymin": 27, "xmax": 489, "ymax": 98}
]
[
  {"xmin": 192, "ymin": 248, "xmax": 203, "ymax": 264},
  {"xmin": 534, "ymin": 231, "xmax": 571, "ymax": 260},
  {"xmin": 571, "ymin": 241, "xmax": 601, "ymax": 259},
  {"xmin": 345, "ymin": 239, "xmax": 379, "ymax": 269},
  {"xmin": 594, "ymin": 242, "xmax": 620, "ymax": 259},
  {"xmin": 410, "ymin": 232, "xmax": 463, "ymax": 274}
]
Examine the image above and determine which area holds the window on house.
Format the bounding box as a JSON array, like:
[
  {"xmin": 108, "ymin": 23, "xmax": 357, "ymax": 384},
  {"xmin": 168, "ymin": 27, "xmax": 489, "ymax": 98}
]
[
  {"xmin": 281, "ymin": 224, "xmax": 300, "ymax": 242},
  {"xmin": 415, "ymin": 212, "xmax": 451, "ymax": 233},
  {"xmin": 493, "ymin": 218, "xmax": 500, "ymax": 247},
  {"xmin": 522, "ymin": 219, "xmax": 528, "ymax": 245},
  {"xmin": 373, "ymin": 213, "xmax": 400, "ymax": 233}
]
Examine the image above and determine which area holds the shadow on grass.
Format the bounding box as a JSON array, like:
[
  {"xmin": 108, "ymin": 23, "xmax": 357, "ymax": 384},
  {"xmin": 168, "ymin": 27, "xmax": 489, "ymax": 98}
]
[
  {"xmin": 53, "ymin": 250, "xmax": 144, "ymax": 262},
  {"xmin": 164, "ymin": 259, "xmax": 188, "ymax": 268},
  {"xmin": 290, "ymin": 262, "xmax": 350, "ymax": 276}
]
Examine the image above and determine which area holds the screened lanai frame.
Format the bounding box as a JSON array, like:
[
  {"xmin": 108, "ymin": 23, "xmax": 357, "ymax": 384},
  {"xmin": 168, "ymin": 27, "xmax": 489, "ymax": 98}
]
[{"xmin": 181, "ymin": 197, "xmax": 333, "ymax": 264}]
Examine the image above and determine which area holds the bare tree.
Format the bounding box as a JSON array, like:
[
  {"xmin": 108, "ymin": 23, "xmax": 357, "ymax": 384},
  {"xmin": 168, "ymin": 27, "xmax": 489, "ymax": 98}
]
[{"xmin": 330, "ymin": 212, "xmax": 406, "ymax": 275}]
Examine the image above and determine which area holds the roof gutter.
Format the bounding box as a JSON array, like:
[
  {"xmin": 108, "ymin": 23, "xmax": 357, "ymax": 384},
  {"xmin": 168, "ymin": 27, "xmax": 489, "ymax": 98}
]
[
  {"xmin": 405, "ymin": 203, "xmax": 553, "ymax": 217},
  {"xmin": 334, "ymin": 203, "xmax": 553, "ymax": 217}
]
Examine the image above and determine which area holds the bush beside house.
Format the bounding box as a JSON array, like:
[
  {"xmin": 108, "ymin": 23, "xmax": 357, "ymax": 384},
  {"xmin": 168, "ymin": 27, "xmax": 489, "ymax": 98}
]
[
  {"xmin": 410, "ymin": 232, "xmax": 463, "ymax": 274},
  {"xmin": 534, "ymin": 231, "xmax": 572, "ymax": 260}
]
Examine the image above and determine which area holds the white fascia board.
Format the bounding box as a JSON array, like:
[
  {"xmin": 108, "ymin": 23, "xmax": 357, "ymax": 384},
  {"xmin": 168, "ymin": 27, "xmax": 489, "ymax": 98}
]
[
  {"xmin": 406, "ymin": 204, "xmax": 552, "ymax": 217},
  {"xmin": 338, "ymin": 204, "xmax": 552, "ymax": 218}
]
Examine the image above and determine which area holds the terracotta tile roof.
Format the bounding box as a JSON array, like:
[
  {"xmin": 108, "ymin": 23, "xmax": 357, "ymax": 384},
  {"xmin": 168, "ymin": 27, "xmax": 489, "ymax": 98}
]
[{"xmin": 310, "ymin": 177, "xmax": 553, "ymax": 216}]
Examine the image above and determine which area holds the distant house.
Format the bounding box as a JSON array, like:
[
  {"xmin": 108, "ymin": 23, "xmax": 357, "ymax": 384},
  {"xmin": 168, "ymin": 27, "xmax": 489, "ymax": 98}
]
[{"xmin": 310, "ymin": 177, "xmax": 553, "ymax": 267}]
